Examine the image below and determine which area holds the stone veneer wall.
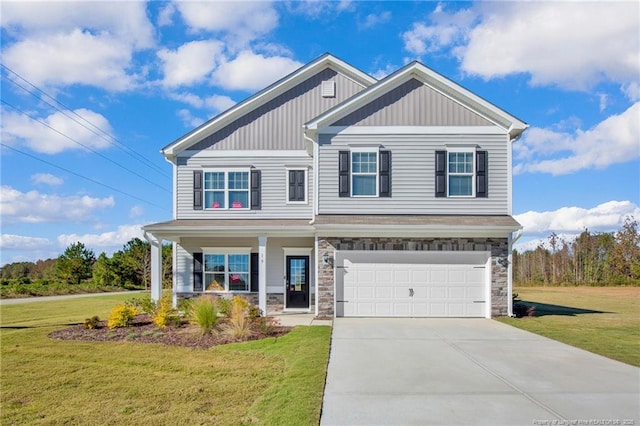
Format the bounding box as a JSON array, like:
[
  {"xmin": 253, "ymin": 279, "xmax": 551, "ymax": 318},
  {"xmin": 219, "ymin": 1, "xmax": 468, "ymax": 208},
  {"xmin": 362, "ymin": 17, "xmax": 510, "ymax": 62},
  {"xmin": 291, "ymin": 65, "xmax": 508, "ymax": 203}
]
[{"xmin": 316, "ymin": 237, "xmax": 509, "ymax": 317}]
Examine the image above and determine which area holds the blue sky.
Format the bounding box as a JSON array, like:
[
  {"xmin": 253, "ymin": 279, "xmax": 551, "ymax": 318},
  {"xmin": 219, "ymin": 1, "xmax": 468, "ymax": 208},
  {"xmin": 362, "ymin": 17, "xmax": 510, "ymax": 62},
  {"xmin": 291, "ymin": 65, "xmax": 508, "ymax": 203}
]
[{"xmin": 1, "ymin": 1, "xmax": 638, "ymax": 265}]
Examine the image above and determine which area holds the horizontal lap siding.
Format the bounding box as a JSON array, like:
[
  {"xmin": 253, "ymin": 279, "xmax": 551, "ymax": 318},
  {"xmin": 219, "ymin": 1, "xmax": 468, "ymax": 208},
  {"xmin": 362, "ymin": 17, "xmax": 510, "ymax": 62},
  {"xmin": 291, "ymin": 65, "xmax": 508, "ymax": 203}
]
[
  {"xmin": 318, "ymin": 133, "xmax": 509, "ymax": 215},
  {"xmin": 177, "ymin": 155, "xmax": 313, "ymax": 219}
]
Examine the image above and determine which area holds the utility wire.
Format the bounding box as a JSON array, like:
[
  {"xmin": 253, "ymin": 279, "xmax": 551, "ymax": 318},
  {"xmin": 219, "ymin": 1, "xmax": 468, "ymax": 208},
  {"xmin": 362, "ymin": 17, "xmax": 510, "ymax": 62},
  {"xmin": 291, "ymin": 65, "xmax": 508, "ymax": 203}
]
[
  {"xmin": 0, "ymin": 143, "xmax": 169, "ymax": 211},
  {"xmin": 0, "ymin": 64, "xmax": 170, "ymax": 178},
  {"xmin": 1, "ymin": 99, "xmax": 170, "ymax": 193}
]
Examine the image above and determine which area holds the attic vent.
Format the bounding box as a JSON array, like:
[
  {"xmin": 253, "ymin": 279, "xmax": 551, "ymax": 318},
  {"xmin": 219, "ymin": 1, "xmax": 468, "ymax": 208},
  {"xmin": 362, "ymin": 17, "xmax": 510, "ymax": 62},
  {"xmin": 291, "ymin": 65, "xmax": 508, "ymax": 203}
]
[{"xmin": 321, "ymin": 80, "xmax": 336, "ymax": 98}]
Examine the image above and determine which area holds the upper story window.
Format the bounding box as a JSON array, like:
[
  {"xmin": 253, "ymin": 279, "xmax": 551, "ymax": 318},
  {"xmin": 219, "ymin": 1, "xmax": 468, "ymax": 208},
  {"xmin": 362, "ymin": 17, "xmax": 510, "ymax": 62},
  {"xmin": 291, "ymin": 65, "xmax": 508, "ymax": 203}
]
[
  {"xmin": 447, "ymin": 151, "xmax": 474, "ymax": 196},
  {"xmin": 338, "ymin": 149, "xmax": 391, "ymax": 198},
  {"xmin": 351, "ymin": 151, "xmax": 378, "ymax": 196},
  {"xmin": 287, "ymin": 169, "xmax": 307, "ymax": 203},
  {"xmin": 435, "ymin": 149, "xmax": 488, "ymax": 198}
]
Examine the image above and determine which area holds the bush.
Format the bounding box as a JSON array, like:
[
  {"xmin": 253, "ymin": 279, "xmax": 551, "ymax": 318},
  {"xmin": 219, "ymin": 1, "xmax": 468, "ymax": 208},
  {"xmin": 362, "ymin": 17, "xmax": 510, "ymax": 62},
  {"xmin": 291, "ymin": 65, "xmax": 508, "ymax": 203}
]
[
  {"xmin": 190, "ymin": 296, "xmax": 219, "ymax": 335},
  {"xmin": 216, "ymin": 297, "xmax": 232, "ymax": 317},
  {"xmin": 107, "ymin": 304, "xmax": 138, "ymax": 329},
  {"xmin": 125, "ymin": 294, "xmax": 157, "ymax": 316},
  {"xmin": 221, "ymin": 296, "xmax": 253, "ymax": 340},
  {"xmin": 247, "ymin": 304, "xmax": 262, "ymax": 322},
  {"xmin": 83, "ymin": 316, "xmax": 101, "ymax": 329},
  {"xmin": 255, "ymin": 316, "xmax": 280, "ymax": 335},
  {"xmin": 513, "ymin": 302, "xmax": 536, "ymax": 318},
  {"xmin": 153, "ymin": 295, "xmax": 180, "ymax": 328}
]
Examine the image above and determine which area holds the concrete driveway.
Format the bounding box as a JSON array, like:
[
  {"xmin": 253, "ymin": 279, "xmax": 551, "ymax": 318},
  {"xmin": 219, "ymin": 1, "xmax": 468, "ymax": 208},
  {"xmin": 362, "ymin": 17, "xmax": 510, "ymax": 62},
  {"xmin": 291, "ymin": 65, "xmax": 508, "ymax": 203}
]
[{"xmin": 321, "ymin": 318, "xmax": 639, "ymax": 426}]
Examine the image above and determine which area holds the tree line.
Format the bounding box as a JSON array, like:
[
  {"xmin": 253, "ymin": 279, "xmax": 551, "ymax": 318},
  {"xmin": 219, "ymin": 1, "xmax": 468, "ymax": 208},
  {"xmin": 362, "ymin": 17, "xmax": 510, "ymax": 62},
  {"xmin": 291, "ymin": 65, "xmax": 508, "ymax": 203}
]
[
  {"xmin": 1, "ymin": 238, "xmax": 172, "ymax": 289},
  {"xmin": 513, "ymin": 217, "xmax": 640, "ymax": 286}
]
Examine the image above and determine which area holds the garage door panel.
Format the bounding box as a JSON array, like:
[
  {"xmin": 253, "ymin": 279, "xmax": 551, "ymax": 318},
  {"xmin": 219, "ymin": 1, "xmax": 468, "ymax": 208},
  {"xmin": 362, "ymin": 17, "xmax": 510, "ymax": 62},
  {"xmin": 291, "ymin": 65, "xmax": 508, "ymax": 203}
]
[{"xmin": 341, "ymin": 256, "xmax": 487, "ymax": 318}]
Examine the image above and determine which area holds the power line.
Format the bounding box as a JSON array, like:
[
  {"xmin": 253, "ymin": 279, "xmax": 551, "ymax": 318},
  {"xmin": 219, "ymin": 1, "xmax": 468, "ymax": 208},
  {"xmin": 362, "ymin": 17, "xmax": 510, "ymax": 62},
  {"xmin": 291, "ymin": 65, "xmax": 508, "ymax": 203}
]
[
  {"xmin": 0, "ymin": 143, "xmax": 169, "ymax": 211},
  {"xmin": 1, "ymin": 99, "xmax": 170, "ymax": 193},
  {"xmin": 0, "ymin": 64, "xmax": 170, "ymax": 178}
]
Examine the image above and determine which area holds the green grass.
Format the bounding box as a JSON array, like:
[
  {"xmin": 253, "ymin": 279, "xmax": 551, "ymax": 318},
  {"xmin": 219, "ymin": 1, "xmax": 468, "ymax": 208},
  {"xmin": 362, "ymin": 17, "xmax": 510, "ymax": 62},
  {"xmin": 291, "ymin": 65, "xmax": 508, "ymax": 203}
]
[
  {"xmin": 497, "ymin": 286, "xmax": 640, "ymax": 367},
  {"xmin": 0, "ymin": 295, "xmax": 331, "ymax": 425}
]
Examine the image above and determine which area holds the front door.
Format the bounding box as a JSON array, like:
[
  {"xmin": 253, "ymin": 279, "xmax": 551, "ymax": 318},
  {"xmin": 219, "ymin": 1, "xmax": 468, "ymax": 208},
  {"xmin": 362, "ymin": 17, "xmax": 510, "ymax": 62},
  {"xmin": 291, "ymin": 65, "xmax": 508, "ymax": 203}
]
[{"xmin": 286, "ymin": 256, "xmax": 310, "ymax": 309}]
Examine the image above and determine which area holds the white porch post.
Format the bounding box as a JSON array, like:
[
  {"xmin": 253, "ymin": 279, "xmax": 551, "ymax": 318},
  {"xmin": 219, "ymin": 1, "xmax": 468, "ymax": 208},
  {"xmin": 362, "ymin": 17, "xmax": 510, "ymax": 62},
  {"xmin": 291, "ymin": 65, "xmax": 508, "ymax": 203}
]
[
  {"xmin": 145, "ymin": 232, "xmax": 163, "ymax": 302},
  {"xmin": 258, "ymin": 236, "xmax": 267, "ymax": 315}
]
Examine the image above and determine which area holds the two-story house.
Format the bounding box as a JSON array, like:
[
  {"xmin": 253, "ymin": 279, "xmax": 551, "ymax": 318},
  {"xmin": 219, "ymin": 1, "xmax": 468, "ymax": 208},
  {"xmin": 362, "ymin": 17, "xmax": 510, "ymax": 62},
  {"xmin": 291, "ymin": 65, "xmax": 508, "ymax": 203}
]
[{"xmin": 143, "ymin": 53, "xmax": 527, "ymax": 318}]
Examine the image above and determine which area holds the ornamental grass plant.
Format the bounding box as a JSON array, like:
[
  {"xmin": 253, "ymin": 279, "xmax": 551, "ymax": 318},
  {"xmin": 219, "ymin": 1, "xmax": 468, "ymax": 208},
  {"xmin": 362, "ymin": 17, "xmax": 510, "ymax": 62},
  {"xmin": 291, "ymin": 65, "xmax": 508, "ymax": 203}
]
[{"xmin": 189, "ymin": 295, "xmax": 219, "ymax": 335}]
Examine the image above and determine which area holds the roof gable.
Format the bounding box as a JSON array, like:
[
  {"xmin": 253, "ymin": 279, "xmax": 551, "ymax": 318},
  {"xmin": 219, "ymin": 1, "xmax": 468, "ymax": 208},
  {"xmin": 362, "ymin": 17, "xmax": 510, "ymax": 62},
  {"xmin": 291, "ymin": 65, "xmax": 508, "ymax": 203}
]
[
  {"xmin": 305, "ymin": 61, "xmax": 528, "ymax": 138},
  {"xmin": 162, "ymin": 53, "xmax": 377, "ymax": 157}
]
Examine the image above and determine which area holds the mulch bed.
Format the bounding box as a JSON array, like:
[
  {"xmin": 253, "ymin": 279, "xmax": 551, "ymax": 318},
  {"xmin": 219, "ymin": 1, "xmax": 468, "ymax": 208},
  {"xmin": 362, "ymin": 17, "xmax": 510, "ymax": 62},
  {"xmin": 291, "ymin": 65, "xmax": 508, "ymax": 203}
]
[{"xmin": 48, "ymin": 314, "xmax": 292, "ymax": 349}]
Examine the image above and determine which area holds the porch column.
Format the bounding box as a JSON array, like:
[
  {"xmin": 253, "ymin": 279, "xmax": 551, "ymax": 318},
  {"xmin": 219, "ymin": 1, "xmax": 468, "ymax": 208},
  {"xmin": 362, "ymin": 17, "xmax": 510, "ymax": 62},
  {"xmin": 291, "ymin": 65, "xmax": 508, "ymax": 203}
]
[
  {"xmin": 144, "ymin": 232, "xmax": 163, "ymax": 302},
  {"xmin": 258, "ymin": 236, "xmax": 267, "ymax": 315}
]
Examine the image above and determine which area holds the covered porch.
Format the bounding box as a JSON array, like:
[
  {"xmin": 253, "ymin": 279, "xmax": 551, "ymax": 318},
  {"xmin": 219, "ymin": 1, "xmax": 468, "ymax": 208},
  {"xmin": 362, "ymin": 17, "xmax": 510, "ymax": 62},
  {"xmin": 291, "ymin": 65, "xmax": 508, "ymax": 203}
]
[{"xmin": 142, "ymin": 219, "xmax": 316, "ymax": 315}]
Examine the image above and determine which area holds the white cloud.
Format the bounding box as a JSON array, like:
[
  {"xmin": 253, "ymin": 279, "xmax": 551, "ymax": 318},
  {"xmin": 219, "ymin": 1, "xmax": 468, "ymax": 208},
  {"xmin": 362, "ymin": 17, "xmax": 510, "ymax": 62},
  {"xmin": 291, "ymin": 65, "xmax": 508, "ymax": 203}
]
[
  {"xmin": 0, "ymin": 186, "xmax": 114, "ymax": 224},
  {"xmin": 1, "ymin": 2, "xmax": 154, "ymax": 91},
  {"xmin": 514, "ymin": 103, "xmax": 640, "ymax": 175},
  {"xmin": 0, "ymin": 234, "xmax": 53, "ymax": 250},
  {"xmin": 204, "ymin": 95, "xmax": 236, "ymax": 112},
  {"xmin": 371, "ymin": 64, "xmax": 397, "ymax": 80},
  {"xmin": 285, "ymin": 0, "xmax": 354, "ymax": 18},
  {"xmin": 515, "ymin": 200, "xmax": 640, "ymax": 235},
  {"xmin": 57, "ymin": 224, "xmax": 144, "ymax": 249},
  {"xmin": 359, "ymin": 11, "xmax": 392, "ymax": 30},
  {"xmin": 157, "ymin": 3, "xmax": 176, "ymax": 27},
  {"xmin": 514, "ymin": 234, "xmax": 578, "ymax": 253},
  {"xmin": 403, "ymin": 2, "xmax": 640, "ymax": 92},
  {"xmin": 622, "ymin": 82, "xmax": 640, "ymax": 101},
  {"xmin": 175, "ymin": 1, "xmax": 278, "ymax": 47},
  {"xmin": 129, "ymin": 206, "xmax": 145, "ymax": 218},
  {"xmin": 31, "ymin": 173, "xmax": 64, "ymax": 186},
  {"xmin": 177, "ymin": 109, "xmax": 205, "ymax": 129},
  {"xmin": 157, "ymin": 40, "xmax": 225, "ymax": 88},
  {"xmin": 212, "ymin": 50, "xmax": 302, "ymax": 91},
  {"xmin": 1, "ymin": 108, "xmax": 114, "ymax": 154}
]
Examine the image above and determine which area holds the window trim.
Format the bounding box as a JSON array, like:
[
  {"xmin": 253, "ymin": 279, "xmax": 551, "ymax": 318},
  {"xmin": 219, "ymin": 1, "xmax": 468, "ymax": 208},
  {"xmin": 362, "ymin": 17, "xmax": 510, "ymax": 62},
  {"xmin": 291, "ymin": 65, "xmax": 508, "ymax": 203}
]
[
  {"xmin": 202, "ymin": 247, "xmax": 252, "ymax": 293},
  {"xmin": 203, "ymin": 169, "xmax": 251, "ymax": 210},
  {"xmin": 350, "ymin": 147, "xmax": 379, "ymax": 197},
  {"xmin": 285, "ymin": 167, "xmax": 308, "ymax": 204},
  {"xmin": 446, "ymin": 147, "xmax": 476, "ymax": 198}
]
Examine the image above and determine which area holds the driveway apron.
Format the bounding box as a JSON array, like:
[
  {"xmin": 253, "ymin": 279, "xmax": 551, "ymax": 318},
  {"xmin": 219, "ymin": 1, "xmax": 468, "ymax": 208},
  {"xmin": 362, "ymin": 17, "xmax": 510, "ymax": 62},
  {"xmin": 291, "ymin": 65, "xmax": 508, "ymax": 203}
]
[{"xmin": 321, "ymin": 318, "xmax": 639, "ymax": 426}]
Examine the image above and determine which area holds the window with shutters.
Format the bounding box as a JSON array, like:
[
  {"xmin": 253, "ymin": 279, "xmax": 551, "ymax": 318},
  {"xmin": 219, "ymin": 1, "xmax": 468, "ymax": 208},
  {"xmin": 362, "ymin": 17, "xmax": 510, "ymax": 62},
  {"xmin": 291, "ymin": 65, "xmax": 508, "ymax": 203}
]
[
  {"xmin": 435, "ymin": 148, "xmax": 488, "ymax": 198},
  {"xmin": 286, "ymin": 168, "xmax": 307, "ymax": 203},
  {"xmin": 338, "ymin": 149, "xmax": 391, "ymax": 198},
  {"xmin": 203, "ymin": 170, "xmax": 249, "ymax": 209},
  {"xmin": 203, "ymin": 250, "xmax": 250, "ymax": 292}
]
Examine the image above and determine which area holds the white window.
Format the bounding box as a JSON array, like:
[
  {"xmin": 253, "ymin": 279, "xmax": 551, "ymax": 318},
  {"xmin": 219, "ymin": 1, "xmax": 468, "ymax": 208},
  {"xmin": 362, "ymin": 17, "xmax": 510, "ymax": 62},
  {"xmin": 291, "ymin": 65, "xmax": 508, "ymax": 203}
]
[
  {"xmin": 203, "ymin": 251, "xmax": 250, "ymax": 292},
  {"xmin": 204, "ymin": 170, "xmax": 249, "ymax": 209},
  {"xmin": 351, "ymin": 150, "xmax": 378, "ymax": 196},
  {"xmin": 447, "ymin": 149, "xmax": 475, "ymax": 197}
]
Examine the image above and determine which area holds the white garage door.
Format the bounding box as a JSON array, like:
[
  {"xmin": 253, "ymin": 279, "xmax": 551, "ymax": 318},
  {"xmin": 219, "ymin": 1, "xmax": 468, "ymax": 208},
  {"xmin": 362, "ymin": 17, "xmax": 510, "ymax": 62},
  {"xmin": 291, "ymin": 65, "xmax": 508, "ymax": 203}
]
[{"xmin": 337, "ymin": 251, "xmax": 489, "ymax": 318}]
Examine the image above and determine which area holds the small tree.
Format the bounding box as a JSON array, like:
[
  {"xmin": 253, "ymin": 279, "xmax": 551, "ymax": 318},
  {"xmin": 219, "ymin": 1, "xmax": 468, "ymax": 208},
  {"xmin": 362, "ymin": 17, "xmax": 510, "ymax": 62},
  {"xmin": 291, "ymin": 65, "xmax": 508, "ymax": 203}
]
[
  {"xmin": 93, "ymin": 252, "xmax": 117, "ymax": 286},
  {"xmin": 56, "ymin": 242, "xmax": 96, "ymax": 285}
]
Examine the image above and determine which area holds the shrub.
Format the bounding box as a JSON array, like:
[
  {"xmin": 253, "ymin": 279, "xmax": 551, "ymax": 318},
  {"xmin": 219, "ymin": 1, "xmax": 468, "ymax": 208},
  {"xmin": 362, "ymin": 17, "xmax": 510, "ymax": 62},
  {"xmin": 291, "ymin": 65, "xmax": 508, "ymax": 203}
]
[
  {"xmin": 513, "ymin": 302, "xmax": 536, "ymax": 318},
  {"xmin": 125, "ymin": 294, "xmax": 157, "ymax": 316},
  {"xmin": 153, "ymin": 295, "xmax": 180, "ymax": 328},
  {"xmin": 83, "ymin": 316, "xmax": 101, "ymax": 329},
  {"xmin": 247, "ymin": 304, "xmax": 262, "ymax": 322},
  {"xmin": 255, "ymin": 316, "xmax": 280, "ymax": 335},
  {"xmin": 190, "ymin": 296, "xmax": 219, "ymax": 335},
  {"xmin": 221, "ymin": 296, "xmax": 253, "ymax": 340},
  {"xmin": 216, "ymin": 297, "xmax": 232, "ymax": 317},
  {"xmin": 107, "ymin": 304, "xmax": 138, "ymax": 329}
]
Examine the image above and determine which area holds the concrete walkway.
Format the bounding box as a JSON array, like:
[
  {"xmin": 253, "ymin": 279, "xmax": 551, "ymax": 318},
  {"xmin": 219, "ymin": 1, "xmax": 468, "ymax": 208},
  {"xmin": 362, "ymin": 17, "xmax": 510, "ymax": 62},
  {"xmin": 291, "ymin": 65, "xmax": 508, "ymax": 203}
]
[{"xmin": 321, "ymin": 318, "xmax": 639, "ymax": 426}]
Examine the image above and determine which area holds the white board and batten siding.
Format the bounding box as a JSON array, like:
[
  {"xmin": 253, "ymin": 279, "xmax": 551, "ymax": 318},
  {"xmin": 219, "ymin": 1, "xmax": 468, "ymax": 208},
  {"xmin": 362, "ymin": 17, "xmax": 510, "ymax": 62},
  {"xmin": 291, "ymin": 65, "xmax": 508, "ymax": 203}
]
[
  {"xmin": 175, "ymin": 154, "xmax": 314, "ymax": 219},
  {"xmin": 318, "ymin": 132, "xmax": 510, "ymax": 215},
  {"xmin": 335, "ymin": 251, "xmax": 491, "ymax": 318}
]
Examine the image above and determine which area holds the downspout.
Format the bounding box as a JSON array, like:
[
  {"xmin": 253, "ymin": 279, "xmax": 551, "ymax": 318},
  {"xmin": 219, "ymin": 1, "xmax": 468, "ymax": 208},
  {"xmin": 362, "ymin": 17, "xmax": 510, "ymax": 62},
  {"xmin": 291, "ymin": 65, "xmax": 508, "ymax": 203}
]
[{"xmin": 303, "ymin": 127, "xmax": 320, "ymax": 316}]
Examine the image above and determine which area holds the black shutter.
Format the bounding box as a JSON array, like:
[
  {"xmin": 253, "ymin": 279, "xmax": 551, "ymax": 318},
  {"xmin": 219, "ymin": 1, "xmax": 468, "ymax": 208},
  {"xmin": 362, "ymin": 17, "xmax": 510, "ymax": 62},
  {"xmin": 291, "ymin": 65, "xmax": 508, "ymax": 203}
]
[
  {"xmin": 476, "ymin": 151, "xmax": 488, "ymax": 198},
  {"xmin": 379, "ymin": 150, "xmax": 391, "ymax": 197},
  {"xmin": 193, "ymin": 252, "xmax": 203, "ymax": 292},
  {"xmin": 435, "ymin": 151, "xmax": 446, "ymax": 197},
  {"xmin": 288, "ymin": 170, "xmax": 305, "ymax": 202},
  {"xmin": 193, "ymin": 170, "xmax": 203, "ymax": 210},
  {"xmin": 250, "ymin": 169, "xmax": 261, "ymax": 210},
  {"xmin": 250, "ymin": 253, "xmax": 259, "ymax": 292},
  {"xmin": 338, "ymin": 151, "xmax": 350, "ymax": 197}
]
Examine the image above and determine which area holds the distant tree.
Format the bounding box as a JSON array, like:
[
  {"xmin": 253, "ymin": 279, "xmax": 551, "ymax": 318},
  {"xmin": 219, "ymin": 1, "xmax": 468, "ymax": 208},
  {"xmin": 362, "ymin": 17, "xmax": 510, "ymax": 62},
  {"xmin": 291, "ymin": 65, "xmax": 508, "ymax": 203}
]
[
  {"xmin": 93, "ymin": 252, "xmax": 118, "ymax": 286},
  {"xmin": 611, "ymin": 217, "xmax": 640, "ymax": 283},
  {"xmin": 121, "ymin": 238, "xmax": 151, "ymax": 289},
  {"xmin": 162, "ymin": 243, "xmax": 173, "ymax": 289},
  {"xmin": 56, "ymin": 242, "xmax": 96, "ymax": 285}
]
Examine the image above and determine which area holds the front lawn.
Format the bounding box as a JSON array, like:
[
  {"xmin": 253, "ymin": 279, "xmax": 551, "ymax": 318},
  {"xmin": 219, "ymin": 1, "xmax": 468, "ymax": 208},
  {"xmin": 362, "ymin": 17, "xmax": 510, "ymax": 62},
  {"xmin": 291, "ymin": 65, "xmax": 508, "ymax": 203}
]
[
  {"xmin": 497, "ymin": 286, "xmax": 640, "ymax": 367},
  {"xmin": 0, "ymin": 295, "xmax": 331, "ymax": 425}
]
